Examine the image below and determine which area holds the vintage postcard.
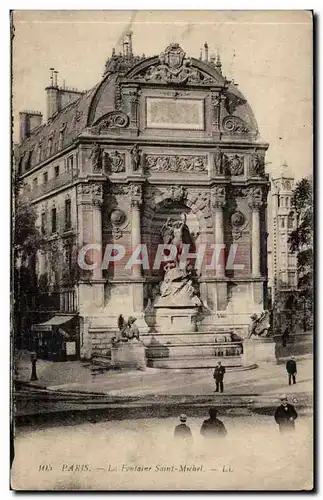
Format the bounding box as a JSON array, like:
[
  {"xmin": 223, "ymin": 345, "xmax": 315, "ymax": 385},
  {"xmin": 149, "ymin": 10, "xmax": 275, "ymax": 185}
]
[{"xmin": 11, "ymin": 10, "xmax": 314, "ymax": 491}]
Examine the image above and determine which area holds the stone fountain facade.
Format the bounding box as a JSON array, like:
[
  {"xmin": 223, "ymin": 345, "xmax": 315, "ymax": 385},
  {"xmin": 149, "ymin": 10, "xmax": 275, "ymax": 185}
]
[{"xmin": 16, "ymin": 38, "xmax": 271, "ymax": 363}]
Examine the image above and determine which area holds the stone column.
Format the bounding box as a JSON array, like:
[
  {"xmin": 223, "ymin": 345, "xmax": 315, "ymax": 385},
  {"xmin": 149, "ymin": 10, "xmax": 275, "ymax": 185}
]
[
  {"xmin": 91, "ymin": 184, "xmax": 104, "ymax": 280},
  {"xmin": 77, "ymin": 182, "xmax": 104, "ymax": 281},
  {"xmin": 130, "ymin": 183, "xmax": 142, "ymax": 278},
  {"xmin": 211, "ymin": 186, "xmax": 226, "ymax": 277},
  {"xmin": 248, "ymin": 187, "xmax": 263, "ymax": 277}
]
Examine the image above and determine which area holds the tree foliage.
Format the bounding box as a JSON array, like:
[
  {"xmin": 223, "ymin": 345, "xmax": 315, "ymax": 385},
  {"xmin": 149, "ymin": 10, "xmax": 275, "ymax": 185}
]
[{"xmin": 287, "ymin": 176, "xmax": 313, "ymax": 330}]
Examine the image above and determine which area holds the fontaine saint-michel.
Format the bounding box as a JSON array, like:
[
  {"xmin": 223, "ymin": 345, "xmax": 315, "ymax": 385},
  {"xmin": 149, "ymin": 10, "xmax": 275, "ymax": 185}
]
[{"xmin": 15, "ymin": 34, "xmax": 270, "ymax": 367}]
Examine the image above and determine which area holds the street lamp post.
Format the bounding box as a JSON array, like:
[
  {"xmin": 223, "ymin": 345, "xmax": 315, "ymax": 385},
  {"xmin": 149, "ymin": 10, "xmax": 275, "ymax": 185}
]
[{"xmin": 30, "ymin": 351, "xmax": 38, "ymax": 381}]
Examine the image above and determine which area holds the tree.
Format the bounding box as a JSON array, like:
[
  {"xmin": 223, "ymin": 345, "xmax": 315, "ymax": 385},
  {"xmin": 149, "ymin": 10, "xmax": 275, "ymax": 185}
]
[
  {"xmin": 288, "ymin": 176, "xmax": 313, "ymax": 331},
  {"xmin": 12, "ymin": 167, "xmax": 44, "ymax": 348}
]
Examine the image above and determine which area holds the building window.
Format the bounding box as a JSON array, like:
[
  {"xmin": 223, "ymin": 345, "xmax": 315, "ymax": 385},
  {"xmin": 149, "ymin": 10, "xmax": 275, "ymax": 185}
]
[
  {"xmin": 65, "ymin": 199, "xmax": 71, "ymax": 230},
  {"xmin": 288, "ymin": 271, "xmax": 296, "ymax": 288},
  {"xmin": 54, "ymin": 165, "xmax": 60, "ymax": 177},
  {"xmin": 43, "ymin": 171, "xmax": 48, "ymax": 184},
  {"xmin": 64, "ymin": 245, "xmax": 73, "ymax": 269},
  {"xmin": 47, "ymin": 137, "xmax": 53, "ymax": 156},
  {"xmin": 33, "ymin": 178, "xmax": 38, "ymax": 190},
  {"xmin": 280, "ymin": 218, "xmax": 285, "ymax": 228},
  {"xmin": 66, "ymin": 155, "xmax": 74, "ymax": 173},
  {"xmin": 288, "ymin": 216, "xmax": 294, "ymax": 229},
  {"xmin": 51, "ymin": 208, "xmax": 57, "ymax": 234},
  {"xmin": 41, "ymin": 212, "xmax": 46, "ymax": 235}
]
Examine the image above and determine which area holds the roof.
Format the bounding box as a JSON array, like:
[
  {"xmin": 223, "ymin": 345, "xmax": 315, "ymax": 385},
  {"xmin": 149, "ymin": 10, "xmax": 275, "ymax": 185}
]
[{"xmin": 16, "ymin": 42, "xmax": 261, "ymax": 169}]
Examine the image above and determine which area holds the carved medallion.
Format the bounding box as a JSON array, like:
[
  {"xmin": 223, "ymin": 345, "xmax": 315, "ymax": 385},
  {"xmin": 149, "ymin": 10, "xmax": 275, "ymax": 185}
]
[
  {"xmin": 224, "ymin": 154, "xmax": 244, "ymax": 176},
  {"xmin": 105, "ymin": 151, "xmax": 125, "ymax": 173},
  {"xmin": 164, "ymin": 185, "xmax": 187, "ymax": 202},
  {"xmin": 145, "ymin": 155, "xmax": 207, "ymax": 173},
  {"xmin": 231, "ymin": 211, "xmax": 248, "ymax": 240},
  {"xmin": 110, "ymin": 209, "xmax": 128, "ymax": 239}
]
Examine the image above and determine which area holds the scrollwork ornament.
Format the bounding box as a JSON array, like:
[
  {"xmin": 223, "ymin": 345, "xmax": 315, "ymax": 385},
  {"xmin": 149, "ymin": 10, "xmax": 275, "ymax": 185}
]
[{"xmin": 222, "ymin": 115, "xmax": 250, "ymax": 133}]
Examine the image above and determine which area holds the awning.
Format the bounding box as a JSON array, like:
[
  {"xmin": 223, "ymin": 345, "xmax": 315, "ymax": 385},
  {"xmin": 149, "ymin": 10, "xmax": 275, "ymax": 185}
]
[{"xmin": 31, "ymin": 315, "xmax": 75, "ymax": 332}]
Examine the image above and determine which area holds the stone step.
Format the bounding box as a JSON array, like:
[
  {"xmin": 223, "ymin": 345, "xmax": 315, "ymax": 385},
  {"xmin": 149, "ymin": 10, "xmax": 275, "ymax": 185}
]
[
  {"xmin": 148, "ymin": 356, "xmax": 242, "ymax": 369},
  {"xmin": 142, "ymin": 331, "xmax": 237, "ymax": 346},
  {"xmin": 146, "ymin": 343, "xmax": 242, "ymax": 359}
]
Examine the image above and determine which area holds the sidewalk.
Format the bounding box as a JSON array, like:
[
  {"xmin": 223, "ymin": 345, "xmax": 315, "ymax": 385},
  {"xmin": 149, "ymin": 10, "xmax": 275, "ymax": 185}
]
[{"xmin": 15, "ymin": 350, "xmax": 313, "ymax": 400}]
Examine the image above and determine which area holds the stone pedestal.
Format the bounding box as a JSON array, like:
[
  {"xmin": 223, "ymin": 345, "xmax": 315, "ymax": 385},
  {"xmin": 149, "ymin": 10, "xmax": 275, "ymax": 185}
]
[
  {"xmin": 154, "ymin": 307, "xmax": 199, "ymax": 333},
  {"xmin": 111, "ymin": 342, "xmax": 146, "ymax": 370},
  {"xmin": 242, "ymin": 337, "xmax": 277, "ymax": 365}
]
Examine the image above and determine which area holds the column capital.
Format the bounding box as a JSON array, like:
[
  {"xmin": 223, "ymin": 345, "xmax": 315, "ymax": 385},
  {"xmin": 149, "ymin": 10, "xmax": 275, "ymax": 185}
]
[
  {"xmin": 211, "ymin": 185, "xmax": 226, "ymax": 209},
  {"xmin": 247, "ymin": 186, "xmax": 263, "ymax": 210},
  {"xmin": 130, "ymin": 183, "xmax": 142, "ymax": 207},
  {"xmin": 77, "ymin": 182, "xmax": 103, "ymax": 207}
]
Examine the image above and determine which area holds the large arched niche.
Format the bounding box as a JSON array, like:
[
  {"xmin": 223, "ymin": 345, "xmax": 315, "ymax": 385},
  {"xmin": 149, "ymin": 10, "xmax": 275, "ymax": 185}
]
[{"xmin": 142, "ymin": 189, "xmax": 212, "ymax": 277}]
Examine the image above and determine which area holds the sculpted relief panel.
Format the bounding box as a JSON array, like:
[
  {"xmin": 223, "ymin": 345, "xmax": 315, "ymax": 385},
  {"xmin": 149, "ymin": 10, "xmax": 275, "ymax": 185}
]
[{"xmin": 145, "ymin": 155, "xmax": 208, "ymax": 173}]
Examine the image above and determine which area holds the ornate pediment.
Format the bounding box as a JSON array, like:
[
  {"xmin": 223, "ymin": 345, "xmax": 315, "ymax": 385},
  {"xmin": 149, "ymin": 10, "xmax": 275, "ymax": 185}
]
[{"xmin": 129, "ymin": 43, "xmax": 218, "ymax": 85}]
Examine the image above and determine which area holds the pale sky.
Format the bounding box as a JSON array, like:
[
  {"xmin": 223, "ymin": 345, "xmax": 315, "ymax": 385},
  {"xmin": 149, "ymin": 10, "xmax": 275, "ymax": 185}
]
[{"xmin": 12, "ymin": 10, "xmax": 313, "ymax": 180}]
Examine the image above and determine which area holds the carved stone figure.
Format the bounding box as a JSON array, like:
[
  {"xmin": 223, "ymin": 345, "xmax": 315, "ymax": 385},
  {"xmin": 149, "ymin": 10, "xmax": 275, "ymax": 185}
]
[
  {"xmin": 248, "ymin": 311, "xmax": 271, "ymax": 338},
  {"xmin": 112, "ymin": 315, "xmax": 140, "ymax": 344},
  {"xmin": 251, "ymin": 153, "xmax": 265, "ymax": 176},
  {"xmin": 130, "ymin": 144, "xmax": 142, "ymax": 171},
  {"xmin": 161, "ymin": 213, "xmax": 194, "ymax": 248},
  {"xmin": 214, "ymin": 147, "xmax": 224, "ymax": 175},
  {"xmin": 90, "ymin": 143, "xmax": 102, "ymax": 172},
  {"xmin": 105, "ymin": 151, "xmax": 125, "ymax": 173},
  {"xmin": 155, "ymin": 214, "xmax": 201, "ymax": 309}
]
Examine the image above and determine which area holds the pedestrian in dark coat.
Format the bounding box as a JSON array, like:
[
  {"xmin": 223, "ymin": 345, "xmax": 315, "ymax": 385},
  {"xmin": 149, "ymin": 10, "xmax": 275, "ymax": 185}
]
[
  {"xmin": 274, "ymin": 395, "xmax": 298, "ymax": 433},
  {"xmin": 286, "ymin": 356, "xmax": 297, "ymax": 385},
  {"xmin": 200, "ymin": 408, "xmax": 227, "ymax": 439},
  {"xmin": 174, "ymin": 414, "xmax": 193, "ymax": 446},
  {"xmin": 213, "ymin": 361, "xmax": 226, "ymax": 393}
]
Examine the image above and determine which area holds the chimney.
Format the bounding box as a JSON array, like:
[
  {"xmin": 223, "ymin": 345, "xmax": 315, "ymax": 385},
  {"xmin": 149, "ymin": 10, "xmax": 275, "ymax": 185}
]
[
  {"xmin": 204, "ymin": 42, "xmax": 209, "ymax": 62},
  {"xmin": 45, "ymin": 68, "xmax": 60, "ymax": 121},
  {"xmin": 45, "ymin": 68, "xmax": 83, "ymax": 122},
  {"xmin": 19, "ymin": 111, "xmax": 43, "ymax": 141}
]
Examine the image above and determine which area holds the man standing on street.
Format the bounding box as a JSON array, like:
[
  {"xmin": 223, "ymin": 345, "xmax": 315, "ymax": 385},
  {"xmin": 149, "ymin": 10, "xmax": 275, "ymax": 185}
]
[
  {"xmin": 286, "ymin": 356, "xmax": 297, "ymax": 385},
  {"xmin": 213, "ymin": 361, "xmax": 226, "ymax": 393},
  {"xmin": 174, "ymin": 414, "xmax": 193, "ymax": 446},
  {"xmin": 200, "ymin": 408, "xmax": 227, "ymax": 439},
  {"xmin": 274, "ymin": 395, "xmax": 298, "ymax": 433}
]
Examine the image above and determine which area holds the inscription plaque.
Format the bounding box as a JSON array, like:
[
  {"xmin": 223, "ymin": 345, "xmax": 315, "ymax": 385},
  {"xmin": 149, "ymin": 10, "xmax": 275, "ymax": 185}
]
[{"xmin": 146, "ymin": 97, "xmax": 205, "ymax": 130}]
